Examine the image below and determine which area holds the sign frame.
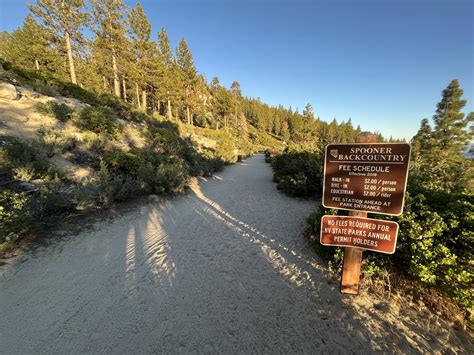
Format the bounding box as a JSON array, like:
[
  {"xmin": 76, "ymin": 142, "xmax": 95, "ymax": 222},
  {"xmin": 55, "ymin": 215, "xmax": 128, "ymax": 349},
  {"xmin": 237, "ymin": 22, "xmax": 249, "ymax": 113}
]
[
  {"xmin": 322, "ymin": 142, "xmax": 411, "ymax": 216},
  {"xmin": 320, "ymin": 215, "xmax": 400, "ymax": 255}
]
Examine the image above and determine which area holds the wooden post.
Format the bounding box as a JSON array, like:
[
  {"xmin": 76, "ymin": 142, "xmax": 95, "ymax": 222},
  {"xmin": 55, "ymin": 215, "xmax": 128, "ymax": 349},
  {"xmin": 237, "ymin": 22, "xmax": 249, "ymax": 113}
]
[
  {"xmin": 340, "ymin": 132, "xmax": 377, "ymax": 295},
  {"xmin": 341, "ymin": 212, "xmax": 365, "ymax": 294}
]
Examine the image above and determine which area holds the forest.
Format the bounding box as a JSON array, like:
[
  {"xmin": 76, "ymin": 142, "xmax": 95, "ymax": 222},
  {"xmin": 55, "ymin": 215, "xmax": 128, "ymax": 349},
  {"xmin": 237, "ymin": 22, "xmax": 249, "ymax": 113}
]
[{"xmin": 0, "ymin": 0, "xmax": 364, "ymax": 143}]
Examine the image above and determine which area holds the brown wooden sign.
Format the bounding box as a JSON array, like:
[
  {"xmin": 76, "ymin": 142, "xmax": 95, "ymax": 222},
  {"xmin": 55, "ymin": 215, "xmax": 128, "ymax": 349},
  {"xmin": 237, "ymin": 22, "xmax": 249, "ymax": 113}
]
[
  {"xmin": 320, "ymin": 215, "xmax": 399, "ymax": 254},
  {"xmin": 322, "ymin": 143, "xmax": 411, "ymax": 216}
]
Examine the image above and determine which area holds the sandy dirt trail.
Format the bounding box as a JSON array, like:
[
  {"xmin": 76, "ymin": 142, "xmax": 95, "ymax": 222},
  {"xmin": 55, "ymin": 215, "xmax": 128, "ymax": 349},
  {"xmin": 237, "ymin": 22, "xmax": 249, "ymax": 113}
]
[{"xmin": 0, "ymin": 155, "xmax": 471, "ymax": 353}]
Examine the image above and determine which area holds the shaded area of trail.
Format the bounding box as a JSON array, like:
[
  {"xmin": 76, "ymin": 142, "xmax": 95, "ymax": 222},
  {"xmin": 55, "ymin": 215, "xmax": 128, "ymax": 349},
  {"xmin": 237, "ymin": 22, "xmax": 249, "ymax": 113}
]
[{"xmin": 0, "ymin": 155, "xmax": 470, "ymax": 353}]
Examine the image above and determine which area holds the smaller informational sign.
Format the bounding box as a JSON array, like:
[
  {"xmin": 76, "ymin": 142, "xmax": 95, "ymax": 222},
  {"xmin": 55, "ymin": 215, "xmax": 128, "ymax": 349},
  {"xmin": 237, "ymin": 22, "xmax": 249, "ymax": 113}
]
[{"xmin": 320, "ymin": 215, "xmax": 399, "ymax": 254}]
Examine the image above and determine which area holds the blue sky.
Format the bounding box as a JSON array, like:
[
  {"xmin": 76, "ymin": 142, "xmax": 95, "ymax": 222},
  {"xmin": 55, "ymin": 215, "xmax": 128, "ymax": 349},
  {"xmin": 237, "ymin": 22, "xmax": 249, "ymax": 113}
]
[{"xmin": 1, "ymin": 0, "xmax": 472, "ymax": 140}]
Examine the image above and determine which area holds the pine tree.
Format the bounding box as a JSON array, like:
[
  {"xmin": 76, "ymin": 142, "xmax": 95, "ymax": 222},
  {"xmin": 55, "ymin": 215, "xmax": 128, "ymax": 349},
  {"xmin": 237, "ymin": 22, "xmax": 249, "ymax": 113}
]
[
  {"xmin": 433, "ymin": 79, "xmax": 471, "ymax": 154},
  {"xmin": 0, "ymin": 15, "xmax": 65, "ymax": 79},
  {"xmin": 28, "ymin": 0, "xmax": 88, "ymax": 84},
  {"xmin": 281, "ymin": 121, "xmax": 290, "ymax": 142},
  {"xmin": 210, "ymin": 77, "xmax": 220, "ymax": 90},
  {"xmin": 128, "ymin": 2, "xmax": 158, "ymax": 110},
  {"xmin": 411, "ymin": 80, "xmax": 473, "ymax": 191},
  {"xmin": 90, "ymin": 0, "xmax": 128, "ymax": 98},
  {"xmin": 230, "ymin": 81, "xmax": 241, "ymax": 96},
  {"xmin": 157, "ymin": 27, "xmax": 179, "ymax": 119},
  {"xmin": 303, "ymin": 103, "xmax": 314, "ymax": 120},
  {"xmin": 176, "ymin": 37, "xmax": 198, "ymax": 124},
  {"xmin": 213, "ymin": 86, "xmax": 233, "ymax": 129},
  {"xmin": 230, "ymin": 81, "xmax": 242, "ymax": 119}
]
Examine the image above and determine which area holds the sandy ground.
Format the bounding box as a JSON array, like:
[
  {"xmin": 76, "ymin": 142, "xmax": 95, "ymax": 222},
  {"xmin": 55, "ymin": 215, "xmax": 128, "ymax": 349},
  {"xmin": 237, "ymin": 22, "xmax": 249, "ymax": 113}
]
[{"xmin": 0, "ymin": 155, "xmax": 472, "ymax": 353}]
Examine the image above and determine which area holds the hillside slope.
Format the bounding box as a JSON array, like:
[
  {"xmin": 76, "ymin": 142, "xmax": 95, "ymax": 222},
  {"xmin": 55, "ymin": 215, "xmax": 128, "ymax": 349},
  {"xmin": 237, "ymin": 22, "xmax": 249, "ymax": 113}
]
[{"xmin": 0, "ymin": 64, "xmax": 284, "ymax": 248}]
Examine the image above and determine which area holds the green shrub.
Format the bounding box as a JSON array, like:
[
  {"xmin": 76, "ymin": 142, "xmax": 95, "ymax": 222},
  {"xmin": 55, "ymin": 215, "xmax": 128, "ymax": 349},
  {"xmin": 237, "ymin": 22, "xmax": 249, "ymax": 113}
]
[
  {"xmin": 80, "ymin": 131, "xmax": 107, "ymax": 152},
  {"xmin": 0, "ymin": 138, "xmax": 50, "ymax": 178},
  {"xmin": 103, "ymin": 150, "xmax": 140, "ymax": 175},
  {"xmin": 393, "ymin": 189, "xmax": 473, "ymax": 309},
  {"xmin": 271, "ymin": 151, "xmax": 323, "ymax": 197},
  {"xmin": 264, "ymin": 149, "xmax": 278, "ymax": 163},
  {"xmin": 0, "ymin": 190, "xmax": 30, "ymax": 242},
  {"xmin": 0, "ymin": 58, "xmax": 12, "ymax": 71},
  {"xmin": 31, "ymin": 83, "xmax": 58, "ymax": 97},
  {"xmin": 75, "ymin": 106, "xmax": 118, "ymax": 135},
  {"xmin": 183, "ymin": 147, "xmax": 224, "ymax": 176},
  {"xmin": 36, "ymin": 101, "xmax": 73, "ymax": 122},
  {"xmin": 57, "ymin": 82, "xmax": 99, "ymax": 106},
  {"xmin": 137, "ymin": 156, "xmax": 189, "ymax": 194},
  {"xmin": 97, "ymin": 93, "xmax": 130, "ymax": 116},
  {"xmin": 28, "ymin": 185, "xmax": 76, "ymax": 226},
  {"xmin": 39, "ymin": 128, "xmax": 78, "ymax": 155}
]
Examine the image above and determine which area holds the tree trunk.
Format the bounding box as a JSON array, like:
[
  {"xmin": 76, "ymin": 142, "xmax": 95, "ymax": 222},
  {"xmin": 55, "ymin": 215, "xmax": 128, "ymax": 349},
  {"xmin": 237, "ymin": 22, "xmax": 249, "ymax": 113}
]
[
  {"xmin": 135, "ymin": 83, "xmax": 141, "ymax": 109},
  {"xmin": 122, "ymin": 78, "xmax": 127, "ymax": 101},
  {"xmin": 186, "ymin": 106, "xmax": 191, "ymax": 125},
  {"xmin": 65, "ymin": 31, "xmax": 77, "ymax": 84},
  {"xmin": 141, "ymin": 90, "xmax": 147, "ymax": 111},
  {"xmin": 157, "ymin": 100, "xmax": 161, "ymax": 114},
  {"xmin": 102, "ymin": 76, "xmax": 107, "ymax": 92},
  {"xmin": 175, "ymin": 108, "xmax": 178, "ymax": 121},
  {"xmin": 167, "ymin": 99, "xmax": 172, "ymax": 120},
  {"xmin": 34, "ymin": 59, "xmax": 40, "ymax": 71},
  {"xmin": 111, "ymin": 51, "xmax": 120, "ymax": 97}
]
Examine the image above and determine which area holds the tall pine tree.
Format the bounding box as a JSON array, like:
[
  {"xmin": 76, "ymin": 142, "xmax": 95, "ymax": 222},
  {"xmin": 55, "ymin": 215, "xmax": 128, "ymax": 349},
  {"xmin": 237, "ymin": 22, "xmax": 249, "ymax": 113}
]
[
  {"xmin": 90, "ymin": 0, "xmax": 128, "ymax": 98},
  {"xmin": 176, "ymin": 37, "xmax": 198, "ymax": 124},
  {"xmin": 28, "ymin": 0, "xmax": 88, "ymax": 84},
  {"xmin": 0, "ymin": 15, "xmax": 65, "ymax": 79},
  {"xmin": 128, "ymin": 2, "xmax": 158, "ymax": 110},
  {"xmin": 433, "ymin": 79, "xmax": 472, "ymax": 154}
]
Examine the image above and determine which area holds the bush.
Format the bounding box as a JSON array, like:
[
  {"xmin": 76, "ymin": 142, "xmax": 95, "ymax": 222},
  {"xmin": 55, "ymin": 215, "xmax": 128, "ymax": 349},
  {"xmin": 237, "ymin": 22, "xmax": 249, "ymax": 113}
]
[
  {"xmin": 75, "ymin": 106, "xmax": 118, "ymax": 135},
  {"xmin": 103, "ymin": 150, "xmax": 140, "ymax": 175},
  {"xmin": 137, "ymin": 156, "xmax": 189, "ymax": 194},
  {"xmin": 97, "ymin": 93, "xmax": 130, "ymax": 117},
  {"xmin": 264, "ymin": 149, "xmax": 279, "ymax": 163},
  {"xmin": 0, "ymin": 138, "xmax": 50, "ymax": 178},
  {"xmin": 28, "ymin": 185, "xmax": 76, "ymax": 225},
  {"xmin": 0, "ymin": 190, "xmax": 30, "ymax": 242},
  {"xmin": 57, "ymin": 82, "xmax": 99, "ymax": 106},
  {"xmin": 271, "ymin": 151, "xmax": 323, "ymax": 197},
  {"xmin": 36, "ymin": 101, "xmax": 73, "ymax": 122},
  {"xmin": 0, "ymin": 183, "xmax": 77, "ymax": 242},
  {"xmin": 39, "ymin": 128, "xmax": 79, "ymax": 156}
]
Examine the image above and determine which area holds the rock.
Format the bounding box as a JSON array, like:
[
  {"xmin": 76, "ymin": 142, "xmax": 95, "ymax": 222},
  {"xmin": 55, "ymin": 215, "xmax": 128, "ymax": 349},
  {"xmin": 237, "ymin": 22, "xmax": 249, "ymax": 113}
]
[{"xmin": 0, "ymin": 81, "xmax": 19, "ymax": 100}]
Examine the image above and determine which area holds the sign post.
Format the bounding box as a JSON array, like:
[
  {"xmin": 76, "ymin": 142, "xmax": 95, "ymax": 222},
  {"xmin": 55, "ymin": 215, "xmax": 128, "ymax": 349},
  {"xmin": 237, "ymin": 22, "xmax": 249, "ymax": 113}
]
[
  {"xmin": 321, "ymin": 133, "xmax": 411, "ymax": 294},
  {"xmin": 341, "ymin": 212, "xmax": 365, "ymax": 294}
]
